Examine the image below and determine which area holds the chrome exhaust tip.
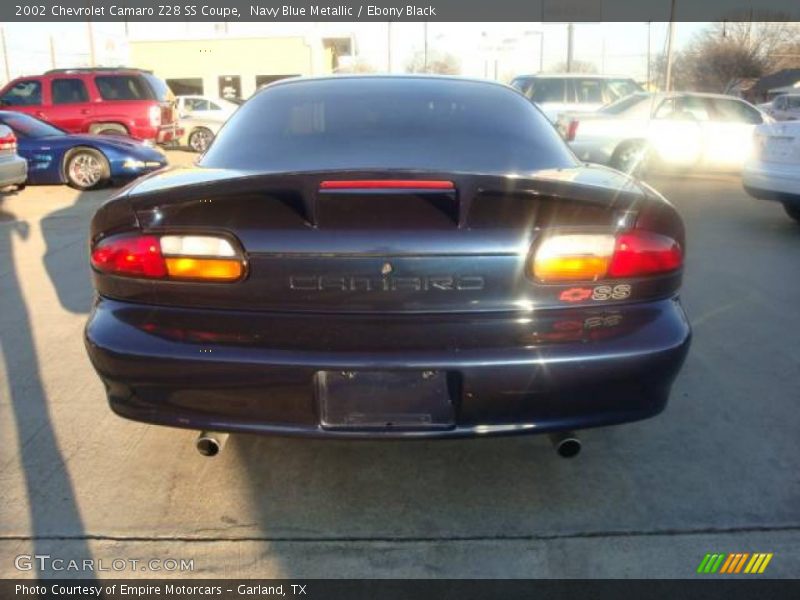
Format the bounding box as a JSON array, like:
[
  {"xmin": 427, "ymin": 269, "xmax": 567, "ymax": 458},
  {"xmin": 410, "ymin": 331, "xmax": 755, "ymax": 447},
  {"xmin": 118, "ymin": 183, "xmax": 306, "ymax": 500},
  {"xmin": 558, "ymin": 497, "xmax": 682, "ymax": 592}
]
[
  {"xmin": 549, "ymin": 431, "xmax": 581, "ymax": 458},
  {"xmin": 196, "ymin": 431, "xmax": 228, "ymax": 457}
]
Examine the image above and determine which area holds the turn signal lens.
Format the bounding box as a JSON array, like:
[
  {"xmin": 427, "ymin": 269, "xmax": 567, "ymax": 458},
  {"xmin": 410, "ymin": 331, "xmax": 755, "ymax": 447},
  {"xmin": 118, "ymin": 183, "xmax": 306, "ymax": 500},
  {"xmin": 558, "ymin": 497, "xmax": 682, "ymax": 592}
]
[
  {"xmin": 165, "ymin": 257, "xmax": 242, "ymax": 281},
  {"xmin": 91, "ymin": 233, "xmax": 244, "ymax": 282},
  {"xmin": 533, "ymin": 234, "xmax": 615, "ymax": 282},
  {"xmin": 532, "ymin": 231, "xmax": 682, "ymax": 282}
]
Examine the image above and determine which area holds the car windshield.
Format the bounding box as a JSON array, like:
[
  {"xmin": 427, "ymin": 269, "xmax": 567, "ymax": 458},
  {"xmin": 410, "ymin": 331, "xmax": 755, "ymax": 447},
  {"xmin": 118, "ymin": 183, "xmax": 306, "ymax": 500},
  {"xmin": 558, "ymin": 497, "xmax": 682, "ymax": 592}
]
[
  {"xmin": 600, "ymin": 93, "xmax": 651, "ymax": 115},
  {"xmin": 201, "ymin": 78, "xmax": 577, "ymax": 174},
  {"xmin": 0, "ymin": 112, "xmax": 65, "ymax": 138},
  {"xmin": 605, "ymin": 79, "xmax": 643, "ymax": 101}
]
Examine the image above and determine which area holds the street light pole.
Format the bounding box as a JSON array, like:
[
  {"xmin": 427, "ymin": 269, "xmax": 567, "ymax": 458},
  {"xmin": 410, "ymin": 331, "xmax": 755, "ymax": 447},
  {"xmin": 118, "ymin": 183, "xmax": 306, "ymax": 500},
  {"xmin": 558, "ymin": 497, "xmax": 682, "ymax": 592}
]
[
  {"xmin": 664, "ymin": 1, "xmax": 677, "ymax": 91},
  {"xmin": 566, "ymin": 23, "xmax": 574, "ymax": 72}
]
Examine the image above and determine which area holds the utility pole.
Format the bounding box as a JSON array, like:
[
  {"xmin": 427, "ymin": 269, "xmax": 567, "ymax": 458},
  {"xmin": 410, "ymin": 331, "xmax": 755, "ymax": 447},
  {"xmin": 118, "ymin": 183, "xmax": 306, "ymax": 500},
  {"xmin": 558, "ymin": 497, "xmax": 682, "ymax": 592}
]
[
  {"xmin": 0, "ymin": 28, "xmax": 9, "ymax": 82},
  {"xmin": 566, "ymin": 23, "xmax": 574, "ymax": 72},
  {"xmin": 49, "ymin": 35, "xmax": 56, "ymax": 69},
  {"xmin": 646, "ymin": 21, "xmax": 651, "ymax": 88},
  {"xmin": 423, "ymin": 22, "xmax": 428, "ymax": 72},
  {"xmin": 664, "ymin": 1, "xmax": 677, "ymax": 91},
  {"xmin": 87, "ymin": 21, "xmax": 96, "ymax": 67},
  {"xmin": 387, "ymin": 22, "xmax": 392, "ymax": 72},
  {"xmin": 539, "ymin": 32, "xmax": 544, "ymax": 72}
]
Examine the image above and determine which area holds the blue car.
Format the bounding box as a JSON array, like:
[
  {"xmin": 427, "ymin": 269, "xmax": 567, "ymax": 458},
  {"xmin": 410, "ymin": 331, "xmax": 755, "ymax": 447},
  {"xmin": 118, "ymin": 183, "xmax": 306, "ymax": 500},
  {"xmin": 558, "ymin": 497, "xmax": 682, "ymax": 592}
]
[{"xmin": 0, "ymin": 111, "xmax": 167, "ymax": 190}]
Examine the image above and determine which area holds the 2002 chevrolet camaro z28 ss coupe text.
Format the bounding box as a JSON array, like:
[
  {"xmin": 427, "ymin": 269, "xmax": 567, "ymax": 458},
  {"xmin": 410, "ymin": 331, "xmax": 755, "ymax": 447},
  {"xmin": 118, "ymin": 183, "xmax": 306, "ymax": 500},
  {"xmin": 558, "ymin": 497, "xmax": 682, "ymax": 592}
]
[{"xmin": 85, "ymin": 76, "xmax": 691, "ymax": 457}]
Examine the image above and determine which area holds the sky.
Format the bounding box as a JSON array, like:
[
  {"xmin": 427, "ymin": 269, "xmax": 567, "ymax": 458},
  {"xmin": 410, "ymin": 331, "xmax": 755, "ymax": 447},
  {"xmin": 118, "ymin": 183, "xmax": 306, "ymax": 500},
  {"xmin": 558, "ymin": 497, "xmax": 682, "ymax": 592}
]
[{"xmin": 0, "ymin": 21, "xmax": 708, "ymax": 84}]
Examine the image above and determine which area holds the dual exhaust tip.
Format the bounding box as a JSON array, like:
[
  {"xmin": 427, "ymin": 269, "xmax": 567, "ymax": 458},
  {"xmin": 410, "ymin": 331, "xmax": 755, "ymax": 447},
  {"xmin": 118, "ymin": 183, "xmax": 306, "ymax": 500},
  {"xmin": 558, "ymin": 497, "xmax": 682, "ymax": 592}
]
[{"xmin": 195, "ymin": 430, "xmax": 581, "ymax": 458}]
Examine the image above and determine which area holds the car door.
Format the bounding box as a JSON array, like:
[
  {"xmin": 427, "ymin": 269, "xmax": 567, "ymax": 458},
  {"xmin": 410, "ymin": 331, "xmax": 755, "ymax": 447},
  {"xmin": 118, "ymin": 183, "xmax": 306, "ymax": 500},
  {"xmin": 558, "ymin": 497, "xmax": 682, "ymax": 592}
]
[
  {"xmin": 786, "ymin": 95, "xmax": 800, "ymax": 121},
  {"xmin": 703, "ymin": 97, "xmax": 763, "ymax": 170},
  {"xmin": 50, "ymin": 77, "xmax": 94, "ymax": 133},
  {"xmin": 0, "ymin": 79, "xmax": 45, "ymax": 118},
  {"xmin": 647, "ymin": 96, "xmax": 706, "ymax": 168}
]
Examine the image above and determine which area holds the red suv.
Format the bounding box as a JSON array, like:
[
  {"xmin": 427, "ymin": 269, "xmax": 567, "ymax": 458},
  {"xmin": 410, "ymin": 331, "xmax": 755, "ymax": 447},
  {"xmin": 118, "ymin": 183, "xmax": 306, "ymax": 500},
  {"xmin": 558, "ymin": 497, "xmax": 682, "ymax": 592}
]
[{"xmin": 0, "ymin": 68, "xmax": 183, "ymax": 145}]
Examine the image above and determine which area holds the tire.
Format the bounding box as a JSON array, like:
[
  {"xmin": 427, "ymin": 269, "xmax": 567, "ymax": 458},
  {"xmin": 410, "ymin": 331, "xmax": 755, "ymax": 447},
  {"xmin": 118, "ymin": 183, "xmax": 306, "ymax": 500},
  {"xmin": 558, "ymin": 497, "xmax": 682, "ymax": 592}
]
[
  {"xmin": 784, "ymin": 203, "xmax": 800, "ymax": 223},
  {"xmin": 89, "ymin": 123, "xmax": 129, "ymax": 137},
  {"xmin": 63, "ymin": 147, "xmax": 110, "ymax": 190},
  {"xmin": 188, "ymin": 127, "xmax": 214, "ymax": 153},
  {"xmin": 610, "ymin": 141, "xmax": 649, "ymax": 176}
]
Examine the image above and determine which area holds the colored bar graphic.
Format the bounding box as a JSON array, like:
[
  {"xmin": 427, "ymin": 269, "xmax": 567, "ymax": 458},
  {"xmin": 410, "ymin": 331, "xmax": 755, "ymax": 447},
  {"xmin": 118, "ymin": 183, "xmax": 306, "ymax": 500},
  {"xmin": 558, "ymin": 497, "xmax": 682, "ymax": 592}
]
[{"xmin": 698, "ymin": 553, "xmax": 773, "ymax": 575}]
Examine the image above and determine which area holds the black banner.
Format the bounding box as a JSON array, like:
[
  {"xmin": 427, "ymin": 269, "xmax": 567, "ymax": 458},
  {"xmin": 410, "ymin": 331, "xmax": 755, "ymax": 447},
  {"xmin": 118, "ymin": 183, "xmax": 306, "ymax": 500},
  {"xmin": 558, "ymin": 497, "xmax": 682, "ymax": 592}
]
[
  {"xmin": 4, "ymin": 580, "xmax": 800, "ymax": 600},
  {"xmin": 4, "ymin": 0, "xmax": 800, "ymax": 22}
]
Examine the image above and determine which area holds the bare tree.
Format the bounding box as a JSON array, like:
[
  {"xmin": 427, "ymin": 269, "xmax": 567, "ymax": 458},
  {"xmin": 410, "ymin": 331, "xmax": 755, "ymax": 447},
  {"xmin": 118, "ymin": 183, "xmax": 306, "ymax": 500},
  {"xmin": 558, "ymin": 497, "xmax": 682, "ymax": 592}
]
[
  {"xmin": 335, "ymin": 58, "xmax": 379, "ymax": 74},
  {"xmin": 550, "ymin": 60, "xmax": 598, "ymax": 74},
  {"xmin": 405, "ymin": 50, "xmax": 461, "ymax": 75},
  {"xmin": 654, "ymin": 21, "xmax": 800, "ymax": 92}
]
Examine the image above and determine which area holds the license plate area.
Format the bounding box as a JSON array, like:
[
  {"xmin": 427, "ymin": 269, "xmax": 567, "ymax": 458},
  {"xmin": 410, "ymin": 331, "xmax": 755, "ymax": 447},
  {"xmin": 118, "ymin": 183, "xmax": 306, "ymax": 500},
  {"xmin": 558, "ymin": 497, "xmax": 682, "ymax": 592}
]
[{"xmin": 317, "ymin": 370, "xmax": 456, "ymax": 431}]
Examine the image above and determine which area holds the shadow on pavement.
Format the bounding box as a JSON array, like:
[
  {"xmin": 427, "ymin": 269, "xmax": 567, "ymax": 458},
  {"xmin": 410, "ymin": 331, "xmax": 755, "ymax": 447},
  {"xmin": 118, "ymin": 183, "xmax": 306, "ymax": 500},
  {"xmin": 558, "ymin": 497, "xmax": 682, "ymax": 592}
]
[
  {"xmin": 0, "ymin": 194, "xmax": 94, "ymax": 579},
  {"xmin": 40, "ymin": 190, "xmax": 101, "ymax": 315}
]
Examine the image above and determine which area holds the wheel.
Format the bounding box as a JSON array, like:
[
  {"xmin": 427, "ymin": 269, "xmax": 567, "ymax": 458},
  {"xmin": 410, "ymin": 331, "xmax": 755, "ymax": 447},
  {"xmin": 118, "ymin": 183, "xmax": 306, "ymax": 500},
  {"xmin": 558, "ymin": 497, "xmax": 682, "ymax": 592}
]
[
  {"xmin": 610, "ymin": 141, "xmax": 650, "ymax": 176},
  {"xmin": 64, "ymin": 147, "xmax": 110, "ymax": 190},
  {"xmin": 188, "ymin": 127, "xmax": 214, "ymax": 153},
  {"xmin": 784, "ymin": 203, "xmax": 800, "ymax": 223},
  {"xmin": 89, "ymin": 123, "xmax": 128, "ymax": 137}
]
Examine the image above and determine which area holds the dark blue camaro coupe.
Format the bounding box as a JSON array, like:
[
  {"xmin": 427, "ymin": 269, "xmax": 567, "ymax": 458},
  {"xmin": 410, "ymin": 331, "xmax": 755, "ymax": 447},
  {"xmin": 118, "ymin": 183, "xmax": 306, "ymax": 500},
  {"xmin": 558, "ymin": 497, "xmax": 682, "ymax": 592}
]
[
  {"xmin": 0, "ymin": 111, "xmax": 167, "ymax": 190},
  {"xmin": 84, "ymin": 76, "xmax": 691, "ymax": 458}
]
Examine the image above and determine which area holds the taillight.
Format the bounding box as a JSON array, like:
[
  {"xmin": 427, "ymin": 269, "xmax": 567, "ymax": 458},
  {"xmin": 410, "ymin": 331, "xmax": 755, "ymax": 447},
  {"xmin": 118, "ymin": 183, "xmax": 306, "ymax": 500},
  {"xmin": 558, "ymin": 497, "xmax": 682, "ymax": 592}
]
[
  {"xmin": 607, "ymin": 231, "xmax": 682, "ymax": 278},
  {"xmin": 148, "ymin": 105, "xmax": 162, "ymax": 127},
  {"xmin": 0, "ymin": 131, "xmax": 17, "ymax": 151},
  {"xmin": 91, "ymin": 233, "xmax": 244, "ymax": 282},
  {"xmin": 566, "ymin": 120, "xmax": 579, "ymax": 142},
  {"xmin": 532, "ymin": 231, "xmax": 682, "ymax": 282}
]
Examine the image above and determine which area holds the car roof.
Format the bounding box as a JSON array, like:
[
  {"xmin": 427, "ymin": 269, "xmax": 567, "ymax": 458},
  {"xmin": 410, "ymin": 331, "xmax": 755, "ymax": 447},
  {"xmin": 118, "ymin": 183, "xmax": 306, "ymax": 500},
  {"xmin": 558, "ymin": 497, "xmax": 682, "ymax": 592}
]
[
  {"xmin": 512, "ymin": 73, "xmax": 635, "ymax": 80},
  {"xmin": 261, "ymin": 73, "xmax": 514, "ymax": 92}
]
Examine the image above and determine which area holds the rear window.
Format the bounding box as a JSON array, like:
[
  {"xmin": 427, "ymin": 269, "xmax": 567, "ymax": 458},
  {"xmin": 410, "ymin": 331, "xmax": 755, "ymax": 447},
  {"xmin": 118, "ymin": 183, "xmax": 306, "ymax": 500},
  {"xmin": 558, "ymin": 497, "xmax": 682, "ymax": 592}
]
[
  {"xmin": 200, "ymin": 78, "xmax": 577, "ymax": 174},
  {"xmin": 95, "ymin": 75, "xmax": 156, "ymax": 101},
  {"xmin": 143, "ymin": 73, "xmax": 174, "ymax": 102}
]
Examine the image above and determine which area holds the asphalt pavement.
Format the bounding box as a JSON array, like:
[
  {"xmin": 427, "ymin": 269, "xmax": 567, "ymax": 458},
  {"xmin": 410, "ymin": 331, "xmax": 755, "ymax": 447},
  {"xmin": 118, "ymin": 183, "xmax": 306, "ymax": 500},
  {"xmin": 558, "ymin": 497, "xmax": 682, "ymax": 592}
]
[{"xmin": 0, "ymin": 153, "xmax": 798, "ymax": 578}]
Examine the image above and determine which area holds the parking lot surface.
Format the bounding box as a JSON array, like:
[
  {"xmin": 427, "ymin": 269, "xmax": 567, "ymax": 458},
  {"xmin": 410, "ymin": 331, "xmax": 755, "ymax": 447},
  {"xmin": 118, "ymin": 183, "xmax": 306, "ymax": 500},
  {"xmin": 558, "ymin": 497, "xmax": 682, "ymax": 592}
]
[{"xmin": 0, "ymin": 153, "xmax": 798, "ymax": 578}]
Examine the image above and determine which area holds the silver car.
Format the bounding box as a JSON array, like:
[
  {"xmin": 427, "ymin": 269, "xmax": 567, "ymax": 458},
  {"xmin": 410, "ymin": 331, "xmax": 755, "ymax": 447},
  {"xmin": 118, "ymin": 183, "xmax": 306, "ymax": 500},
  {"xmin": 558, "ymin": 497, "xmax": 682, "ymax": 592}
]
[
  {"xmin": 763, "ymin": 93, "xmax": 800, "ymax": 121},
  {"xmin": 559, "ymin": 92, "xmax": 770, "ymax": 174},
  {"xmin": 510, "ymin": 74, "xmax": 643, "ymax": 122},
  {"xmin": 0, "ymin": 124, "xmax": 27, "ymax": 189}
]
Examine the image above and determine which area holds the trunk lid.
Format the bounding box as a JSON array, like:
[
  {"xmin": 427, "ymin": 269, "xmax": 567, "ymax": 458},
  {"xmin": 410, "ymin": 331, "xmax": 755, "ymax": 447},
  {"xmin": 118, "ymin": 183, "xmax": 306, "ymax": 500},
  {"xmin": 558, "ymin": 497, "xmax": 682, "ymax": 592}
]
[{"xmin": 116, "ymin": 166, "xmax": 648, "ymax": 314}]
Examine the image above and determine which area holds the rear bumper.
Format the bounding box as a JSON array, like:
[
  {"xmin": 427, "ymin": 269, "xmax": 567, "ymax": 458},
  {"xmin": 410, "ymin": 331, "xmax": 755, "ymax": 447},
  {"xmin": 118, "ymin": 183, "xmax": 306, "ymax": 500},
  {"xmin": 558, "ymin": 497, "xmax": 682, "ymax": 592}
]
[
  {"xmin": 743, "ymin": 159, "xmax": 800, "ymax": 203},
  {"xmin": 156, "ymin": 124, "xmax": 185, "ymax": 145},
  {"xmin": 0, "ymin": 155, "xmax": 28, "ymax": 187},
  {"xmin": 85, "ymin": 297, "xmax": 691, "ymax": 439}
]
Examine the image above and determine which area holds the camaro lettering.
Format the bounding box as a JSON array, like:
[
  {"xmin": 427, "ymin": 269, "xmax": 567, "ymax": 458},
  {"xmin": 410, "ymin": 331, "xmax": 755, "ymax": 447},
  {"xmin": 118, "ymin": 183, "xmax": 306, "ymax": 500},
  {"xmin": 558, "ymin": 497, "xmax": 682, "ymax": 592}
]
[{"xmin": 289, "ymin": 276, "xmax": 485, "ymax": 292}]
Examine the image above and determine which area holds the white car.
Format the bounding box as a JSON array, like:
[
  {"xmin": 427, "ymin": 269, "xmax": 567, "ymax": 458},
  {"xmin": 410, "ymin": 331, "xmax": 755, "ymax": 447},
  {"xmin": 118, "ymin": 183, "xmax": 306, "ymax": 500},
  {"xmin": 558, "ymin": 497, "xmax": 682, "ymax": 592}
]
[
  {"xmin": 176, "ymin": 95, "xmax": 238, "ymax": 120},
  {"xmin": 743, "ymin": 120, "xmax": 800, "ymax": 223},
  {"xmin": 510, "ymin": 74, "xmax": 642, "ymax": 122},
  {"xmin": 560, "ymin": 92, "xmax": 771, "ymax": 174}
]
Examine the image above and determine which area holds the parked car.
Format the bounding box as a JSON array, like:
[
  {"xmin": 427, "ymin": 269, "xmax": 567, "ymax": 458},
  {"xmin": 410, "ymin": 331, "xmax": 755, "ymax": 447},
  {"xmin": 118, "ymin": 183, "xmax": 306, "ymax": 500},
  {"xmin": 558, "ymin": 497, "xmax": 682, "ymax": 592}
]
[
  {"xmin": 559, "ymin": 92, "xmax": 770, "ymax": 173},
  {"xmin": 0, "ymin": 68, "xmax": 183, "ymax": 146},
  {"xmin": 0, "ymin": 111, "xmax": 167, "ymax": 189},
  {"xmin": 178, "ymin": 115, "xmax": 224, "ymax": 153},
  {"xmin": 743, "ymin": 120, "xmax": 800, "ymax": 223},
  {"xmin": 0, "ymin": 124, "xmax": 28, "ymax": 190},
  {"xmin": 510, "ymin": 74, "xmax": 643, "ymax": 122},
  {"xmin": 762, "ymin": 93, "xmax": 800, "ymax": 121},
  {"xmin": 85, "ymin": 76, "xmax": 690, "ymax": 457},
  {"xmin": 176, "ymin": 95, "xmax": 238, "ymax": 121}
]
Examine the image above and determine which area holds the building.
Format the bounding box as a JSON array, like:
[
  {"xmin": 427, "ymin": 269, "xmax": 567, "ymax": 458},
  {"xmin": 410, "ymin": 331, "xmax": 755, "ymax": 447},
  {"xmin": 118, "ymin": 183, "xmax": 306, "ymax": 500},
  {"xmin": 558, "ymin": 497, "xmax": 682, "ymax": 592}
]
[
  {"xmin": 129, "ymin": 34, "xmax": 353, "ymax": 100},
  {"xmin": 749, "ymin": 69, "xmax": 800, "ymax": 103}
]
